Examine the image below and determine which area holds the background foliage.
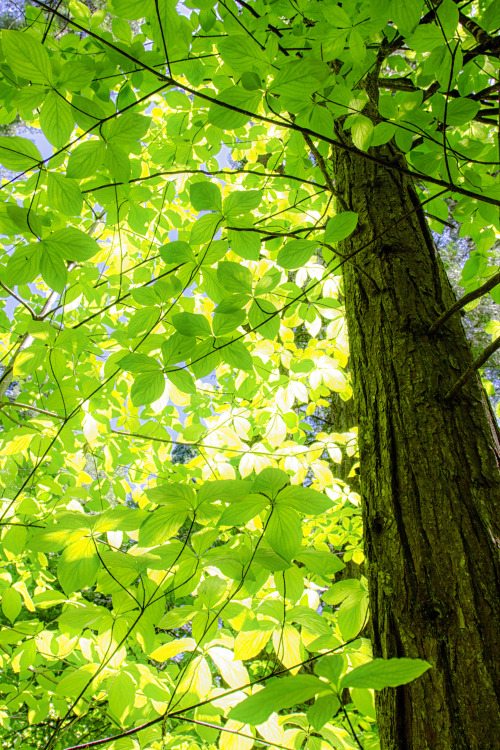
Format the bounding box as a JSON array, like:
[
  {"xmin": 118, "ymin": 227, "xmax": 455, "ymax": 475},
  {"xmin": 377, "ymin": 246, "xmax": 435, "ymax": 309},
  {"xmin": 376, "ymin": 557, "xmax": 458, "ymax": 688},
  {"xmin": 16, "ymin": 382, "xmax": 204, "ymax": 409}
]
[{"xmin": 0, "ymin": 0, "xmax": 498, "ymax": 748}]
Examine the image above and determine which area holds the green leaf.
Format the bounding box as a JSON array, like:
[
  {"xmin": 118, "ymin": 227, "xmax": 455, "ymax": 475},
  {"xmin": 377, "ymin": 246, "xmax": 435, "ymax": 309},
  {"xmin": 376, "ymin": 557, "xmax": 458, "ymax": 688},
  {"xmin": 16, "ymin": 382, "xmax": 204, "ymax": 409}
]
[
  {"xmin": 189, "ymin": 338, "xmax": 221, "ymax": 378},
  {"xmin": 0, "ymin": 136, "xmax": 42, "ymax": 171},
  {"xmin": 190, "ymin": 181, "xmax": 222, "ymax": 212},
  {"xmin": 217, "ymin": 35, "xmax": 269, "ymax": 71},
  {"xmin": 224, "ymin": 190, "xmax": 262, "ymax": 216},
  {"xmin": 40, "ymin": 245, "xmax": 67, "ymax": 292},
  {"xmin": 324, "ymin": 212, "xmax": 359, "ymax": 243},
  {"xmin": 57, "ymin": 537, "xmax": 99, "ymax": 595},
  {"xmin": 248, "ymin": 300, "xmax": 280, "ymax": 340},
  {"xmin": 217, "ymin": 261, "xmax": 253, "ymax": 294},
  {"xmin": 270, "ymin": 59, "xmax": 330, "ymax": 97},
  {"xmin": 266, "ymin": 505, "xmax": 302, "ymax": 561},
  {"xmin": 150, "ymin": 638, "xmax": 196, "ymax": 661},
  {"xmin": 104, "ymin": 143, "xmax": 131, "ymax": 182},
  {"xmin": 436, "ymin": 0, "xmax": 459, "ymax": 39},
  {"xmin": 58, "ymin": 61, "xmax": 95, "ymax": 93},
  {"xmin": 392, "ymin": 0, "xmax": 423, "ymax": 36},
  {"xmin": 208, "ymin": 86, "xmax": 261, "ymax": 130},
  {"xmin": 371, "ymin": 121, "xmax": 397, "ymax": 147},
  {"xmin": 276, "ymin": 240, "xmax": 317, "ymax": 270},
  {"xmin": 157, "ymin": 606, "xmax": 197, "ymax": 629},
  {"xmin": 44, "ymin": 228, "xmax": 100, "ymax": 261},
  {"xmin": 162, "ymin": 333, "xmax": 197, "ymax": 365},
  {"xmin": 167, "ymin": 367, "xmax": 197, "ymax": 394},
  {"xmin": 276, "ymin": 485, "xmax": 332, "ymax": 515},
  {"xmin": 212, "ymin": 310, "xmax": 246, "ymax": 336},
  {"xmin": 108, "ymin": 671, "xmax": 136, "ymax": 725},
  {"xmin": 242, "ymin": 71, "xmax": 263, "ymax": 90},
  {"xmin": 102, "ymin": 112, "xmax": 151, "ymax": 149},
  {"xmin": 296, "ymin": 549, "xmax": 345, "ymax": 576},
  {"xmin": 228, "ymin": 227, "xmax": 261, "ymax": 260},
  {"xmin": 56, "ymin": 665, "xmax": 98, "ymax": 697},
  {"xmin": 234, "ymin": 621, "xmax": 274, "ymax": 660},
  {"xmin": 40, "ymin": 91, "xmax": 74, "ymax": 147},
  {"xmin": 254, "ymin": 270, "xmax": 281, "ymax": 296},
  {"xmin": 407, "ymin": 25, "xmax": 444, "ymax": 52},
  {"xmin": 172, "ymin": 312, "xmax": 212, "ymax": 337},
  {"xmin": 4, "ymin": 245, "xmax": 41, "ymax": 285},
  {"xmin": 350, "ymin": 687, "xmax": 376, "ymax": 719},
  {"xmin": 275, "ymin": 568, "xmax": 305, "ymax": 604},
  {"xmin": 482, "ymin": 0, "xmax": 500, "ymax": 33},
  {"xmin": 110, "ymin": 0, "xmax": 151, "ymax": 20},
  {"xmin": 47, "ymin": 173, "xmax": 83, "ymax": 216},
  {"xmin": 2, "ymin": 30, "xmax": 53, "ymax": 85},
  {"xmin": 130, "ymin": 371, "xmax": 165, "ymax": 406},
  {"xmin": 13, "ymin": 344, "xmax": 47, "ymax": 377},
  {"xmin": 146, "ymin": 482, "xmax": 196, "ymax": 507},
  {"xmin": 0, "ymin": 203, "xmax": 40, "ymax": 237},
  {"xmin": 28, "ymin": 523, "xmax": 88, "ymax": 552},
  {"xmin": 229, "ymin": 675, "xmax": 326, "ymax": 725},
  {"xmin": 1, "ymin": 587, "xmax": 22, "ymax": 622},
  {"xmin": 323, "ymin": 579, "xmax": 363, "ymax": 605},
  {"xmin": 160, "ymin": 240, "xmax": 196, "ymax": 264},
  {"xmin": 337, "ymin": 587, "xmax": 369, "ymax": 640},
  {"xmin": 33, "ymin": 590, "xmax": 67, "ymax": 608},
  {"xmin": 252, "ymin": 467, "xmax": 290, "ymax": 498},
  {"xmin": 223, "ymin": 341, "xmax": 254, "ymax": 371},
  {"xmin": 307, "ymin": 694, "xmax": 340, "ymax": 731},
  {"xmin": 198, "ymin": 479, "xmax": 252, "ymax": 503},
  {"xmin": 128, "ymin": 306, "xmax": 160, "ymax": 337},
  {"xmin": 138, "ymin": 507, "xmax": 188, "ymax": 546},
  {"xmin": 67, "ymin": 140, "xmax": 106, "ymax": 179},
  {"xmin": 315, "ymin": 654, "xmax": 344, "ymax": 685},
  {"xmin": 350, "ymin": 114, "xmax": 373, "ymax": 150},
  {"xmin": 198, "ymin": 576, "xmax": 226, "ymax": 608},
  {"xmin": 118, "ymin": 353, "xmax": 161, "ymax": 372},
  {"xmin": 191, "ymin": 212, "xmax": 221, "ymax": 244},
  {"xmin": 445, "ymin": 98, "xmax": 480, "ymax": 126},
  {"xmin": 340, "ymin": 658, "xmax": 432, "ymax": 690},
  {"xmin": 219, "ymin": 495, "xmax": 268, "ymax": 526}
]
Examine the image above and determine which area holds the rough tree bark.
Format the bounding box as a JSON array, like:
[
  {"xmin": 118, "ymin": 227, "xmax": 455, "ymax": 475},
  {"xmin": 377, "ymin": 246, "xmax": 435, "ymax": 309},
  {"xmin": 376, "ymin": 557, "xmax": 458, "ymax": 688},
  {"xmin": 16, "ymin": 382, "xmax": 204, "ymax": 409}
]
[{"xmin": 332, "ymin": 137, "xmax": 500, "ymax": 749}]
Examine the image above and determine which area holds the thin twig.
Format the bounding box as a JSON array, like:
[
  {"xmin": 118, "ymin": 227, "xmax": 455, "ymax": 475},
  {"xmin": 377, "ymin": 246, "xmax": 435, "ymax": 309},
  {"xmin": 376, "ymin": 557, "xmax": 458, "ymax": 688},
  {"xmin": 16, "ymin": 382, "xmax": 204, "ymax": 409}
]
[
  {"xmin": 61, "ymin": 639, "xmax": 360, "ymax": 750},
  {"xmin": 302, "ymin": 132, "xmax": 337, "ymax": 195},
  {"xmin": 175, "ymin": 715, "xmax": 289, "ymax": 749},
  {"xmin": 342, "ymin": 704, "xmax": 364, "ymax": 750},
  {"xmin": 0, "ymin": 401, "xmax": 64, "ymax": 419},
  {"xmin": 0, "ymin": 406, "xmax": 42, "ymax": 431},
  {"xmin": 428, "ymin": 270, "xmax": 500, "ymax": 334},
  {"xmin": 26, "ymin": 1, "xmax": 500, "ymax": 208},
  {"xmin": 0, "ymin": 281, "xmax": 37, "ymax": 318},
  {"xmin": 445, "ymin": 335, "xmax": 500, "ymax": 399}
]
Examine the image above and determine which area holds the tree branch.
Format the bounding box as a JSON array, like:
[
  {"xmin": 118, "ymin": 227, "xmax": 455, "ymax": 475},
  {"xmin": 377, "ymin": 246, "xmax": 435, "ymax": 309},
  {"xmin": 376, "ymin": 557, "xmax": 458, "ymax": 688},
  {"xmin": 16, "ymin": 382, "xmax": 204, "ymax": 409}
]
[
  {"xmin": 27, "ymin": 1, "xmax": 500, "ymax": 209},
  {"xmin": 175, "ymin": 715, "xmax": 290, "ymax": 749},
  {"xmin": 61, "ymin": 640, "xmax": 358, "ymax": 750},
  {"xmin": 457, "ymin": 5, "xmax": 495, "ymax": 46},
  {"xmin": 302, "ymin": 132, "xmax": 337, "ymax": 195},
  {"xmin": 0, "ymin": 281, "xmax": 37, "ymax": 318},
  {"xmin": 445, "ymin": 335, "xmax": 500, "ymax": 399},
  {"xmin": 428, "ymin": 271, "xmax": 500, "ymax": 334},
  {"xmin": 1, "ymin": 401, "xmax": 64, "ymax": 419}
]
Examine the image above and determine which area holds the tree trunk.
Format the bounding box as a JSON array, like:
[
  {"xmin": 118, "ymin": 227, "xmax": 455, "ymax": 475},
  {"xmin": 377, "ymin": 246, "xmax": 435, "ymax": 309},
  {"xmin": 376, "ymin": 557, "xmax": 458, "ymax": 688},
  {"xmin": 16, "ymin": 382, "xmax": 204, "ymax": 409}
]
[{"xmin": 332, "ymin": 138, "xmax": 500, "ymax": 749}]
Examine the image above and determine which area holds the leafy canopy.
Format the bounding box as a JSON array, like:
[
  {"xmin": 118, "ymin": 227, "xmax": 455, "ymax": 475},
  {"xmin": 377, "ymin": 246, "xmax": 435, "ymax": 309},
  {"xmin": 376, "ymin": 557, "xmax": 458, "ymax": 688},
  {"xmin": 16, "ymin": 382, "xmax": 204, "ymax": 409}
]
[{"xmin": 1, "ymin": 0, "xmax": 498, "ymax": 747}]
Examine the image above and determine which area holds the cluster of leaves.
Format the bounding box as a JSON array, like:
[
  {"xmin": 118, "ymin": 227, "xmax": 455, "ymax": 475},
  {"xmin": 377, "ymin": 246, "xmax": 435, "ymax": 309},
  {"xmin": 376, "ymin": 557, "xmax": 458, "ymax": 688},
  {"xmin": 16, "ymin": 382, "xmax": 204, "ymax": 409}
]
[{"xmin": 0, "ymin": 0, "xmax": 499, "ymax": 748}]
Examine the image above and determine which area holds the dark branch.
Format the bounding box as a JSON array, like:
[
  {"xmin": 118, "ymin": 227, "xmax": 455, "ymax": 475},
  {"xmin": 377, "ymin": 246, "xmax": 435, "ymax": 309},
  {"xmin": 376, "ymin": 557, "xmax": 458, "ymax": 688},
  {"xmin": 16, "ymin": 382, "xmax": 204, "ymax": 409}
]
[
  {"xmin": 446, "ymin": 335, "xmax": 500, "ymax": 399},
  {"xmin": 429, "ymin": 271, "xmax": 500, "ymax": 334}
]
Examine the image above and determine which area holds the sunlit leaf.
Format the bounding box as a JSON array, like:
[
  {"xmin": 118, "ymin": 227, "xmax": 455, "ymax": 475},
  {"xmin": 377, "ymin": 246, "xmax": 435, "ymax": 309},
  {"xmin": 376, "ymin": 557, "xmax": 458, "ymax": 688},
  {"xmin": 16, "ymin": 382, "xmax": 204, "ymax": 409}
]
[{"xmin": 229, "ymin": 675, "xmax": 326, "ymax": 725}]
